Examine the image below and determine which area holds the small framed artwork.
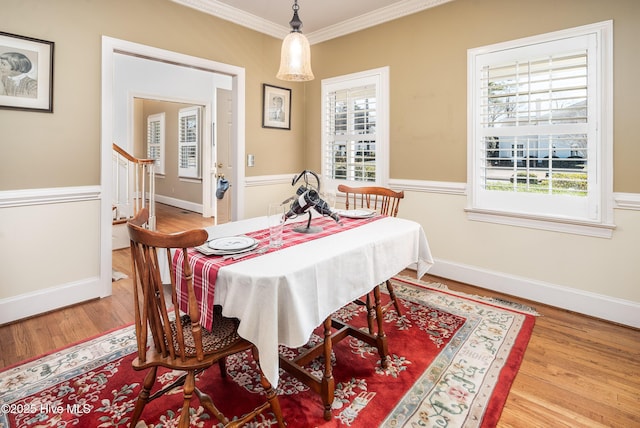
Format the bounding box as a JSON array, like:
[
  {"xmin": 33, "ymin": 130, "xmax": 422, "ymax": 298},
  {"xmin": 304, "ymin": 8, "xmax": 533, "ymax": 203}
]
[
  {"xmin": 0, "ymin": 32, "xmax": 54, "ymax": 113},
  {"xmin": 262, "ymin": 84, "xmax": 291, "ymax": 130}
]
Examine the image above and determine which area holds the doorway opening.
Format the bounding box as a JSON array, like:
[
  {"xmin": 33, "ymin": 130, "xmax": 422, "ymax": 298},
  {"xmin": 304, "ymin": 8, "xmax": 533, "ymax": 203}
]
[{"xmin": 101, "ymin": 36, "xmax": 246, "ymax": 296}]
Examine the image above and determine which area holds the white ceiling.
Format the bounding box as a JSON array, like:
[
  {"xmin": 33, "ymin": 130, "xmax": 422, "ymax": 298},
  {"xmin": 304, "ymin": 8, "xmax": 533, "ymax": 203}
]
[{"xmin": 173, "ymin": 0, "xmax": 453, "ymax": 44}]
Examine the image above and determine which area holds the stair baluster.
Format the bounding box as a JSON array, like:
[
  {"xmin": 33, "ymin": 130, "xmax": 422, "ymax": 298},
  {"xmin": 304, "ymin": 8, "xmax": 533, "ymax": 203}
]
[{"xmin": 112, "ymin": 143, "xmax": 156, "ymax": 230}]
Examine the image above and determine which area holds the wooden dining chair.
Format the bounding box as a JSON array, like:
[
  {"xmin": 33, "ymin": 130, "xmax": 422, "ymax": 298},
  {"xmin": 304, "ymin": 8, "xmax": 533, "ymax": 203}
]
[
  {"xmin": 338, "ymin": 184, "xmax": 404, "ymax": 219},
  {"xmin": 337, "ymin": 184, "xmax": 406, "ymax": 328},
  {"xmin": 127, "ymin": 208, "xmax": 285, "ymax": 428}
]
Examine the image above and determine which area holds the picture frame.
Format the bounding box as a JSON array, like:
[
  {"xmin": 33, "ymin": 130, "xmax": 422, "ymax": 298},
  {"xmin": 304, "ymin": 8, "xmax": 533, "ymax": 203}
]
[
  {"xmin": 0, "ymin": 32, "xmax": 54, "ymax": 113},
  {"xmin": 262, "ymin": 83, "xmax": 291, "ymax": 130}
]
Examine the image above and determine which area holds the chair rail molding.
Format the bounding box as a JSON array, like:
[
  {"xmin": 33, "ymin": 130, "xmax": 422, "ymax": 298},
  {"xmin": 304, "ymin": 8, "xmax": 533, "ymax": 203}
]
[
  {"xmin": 388, "ymin": 179, "xmax": 466, "ymax": 195},
  {"xmin": 244, "ymin": 174, "xmax": 298, "ymax": 187},
  {"xmin": 385, "ymin": 179, "xmax": 640, "ymax": 211},
  {"xmin": 0, "ymin": 186, "xmax": 101, "ymax": 208},
  {"xmin": 614, "ymin": 192, "xmax": 640, "ymax": 210}
]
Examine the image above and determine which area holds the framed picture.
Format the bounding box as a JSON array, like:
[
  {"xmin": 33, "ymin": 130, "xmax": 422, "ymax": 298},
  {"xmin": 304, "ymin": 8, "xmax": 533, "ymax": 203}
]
[
  {"xmin": 262, "ymin": 84, "xmax": 291, "ymax": 130},
  {"xmin": 0, "ymin": 32, "xmax": 54, "ymax": 112}
]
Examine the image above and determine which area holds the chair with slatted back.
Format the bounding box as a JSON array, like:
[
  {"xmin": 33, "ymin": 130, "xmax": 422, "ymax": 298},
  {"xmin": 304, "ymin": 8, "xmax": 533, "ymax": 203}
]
[
  {"xmin": 337, "ymin": 184, "xmax": 406, "ymax": 330},
  {"xmin": 127, "ymin": 208, "xmax": 285, "ymax": 428}
]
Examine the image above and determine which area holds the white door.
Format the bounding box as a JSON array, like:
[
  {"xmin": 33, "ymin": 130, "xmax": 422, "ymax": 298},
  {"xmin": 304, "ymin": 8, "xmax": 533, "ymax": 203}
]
[{"xmin": 215, "ymin": 88, "xmax": 233, "ymax": 224}]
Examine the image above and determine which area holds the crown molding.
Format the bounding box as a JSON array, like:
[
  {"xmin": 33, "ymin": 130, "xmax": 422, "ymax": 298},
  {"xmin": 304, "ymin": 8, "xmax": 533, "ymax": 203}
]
[
  {"xmin": 172, "ymin": 0, "xmax": 289, "ymax": 39},
  {"xmin": 172, "ymin": 0, "xmax": 453, "ymax": 44},
  {"xmin": 307, "ymin": 0, "xmax": 454, "ymax": 44}
]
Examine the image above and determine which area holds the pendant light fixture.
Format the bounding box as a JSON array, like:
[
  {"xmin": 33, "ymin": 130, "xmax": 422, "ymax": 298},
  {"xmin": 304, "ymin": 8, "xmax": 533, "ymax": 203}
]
[{"xmin": 276, "ymin": 0, "xmax": 314, "ymax": 81}]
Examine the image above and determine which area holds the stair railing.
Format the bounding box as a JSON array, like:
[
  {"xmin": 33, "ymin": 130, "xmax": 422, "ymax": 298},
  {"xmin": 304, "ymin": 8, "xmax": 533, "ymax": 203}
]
[{"xmin": 112, "ymin": 143, "xmax": 156, "ymax": 230}]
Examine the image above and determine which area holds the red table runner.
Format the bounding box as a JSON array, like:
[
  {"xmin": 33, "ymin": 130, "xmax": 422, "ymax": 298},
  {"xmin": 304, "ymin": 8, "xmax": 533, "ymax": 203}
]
[{"xmin": 174, "ymin": 214, "xmax": 383, "ymax": 330}]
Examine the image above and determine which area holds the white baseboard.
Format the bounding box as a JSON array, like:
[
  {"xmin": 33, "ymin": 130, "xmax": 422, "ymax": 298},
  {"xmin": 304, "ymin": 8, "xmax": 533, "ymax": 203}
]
[
  {"xmin": 427, "ymin": 259, "xmax": 640, "ymax": 328},
  {"xmin": 155, "ymin": 195, "xmax": 203, "ymax": 213},
  {"xmin": 0, "ymin": 277, "xmax": 101, "ymax": 325}
]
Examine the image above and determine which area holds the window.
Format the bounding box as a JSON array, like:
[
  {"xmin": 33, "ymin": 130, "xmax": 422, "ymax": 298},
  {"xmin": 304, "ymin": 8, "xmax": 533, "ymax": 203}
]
[
  {"xmin": 321, "ymin": 67, "xmax": 389, "ymax": 187},
  {"xmin": 467, "ymin": 21, "xmax": 613, "ymax": 237},
  {"xmin": 178, "ymin": 106, "xmax": 201, "ymax": 179},
  {"xmin": 146, "ymin": 113, "xmax": 165, "ymax": 175}
]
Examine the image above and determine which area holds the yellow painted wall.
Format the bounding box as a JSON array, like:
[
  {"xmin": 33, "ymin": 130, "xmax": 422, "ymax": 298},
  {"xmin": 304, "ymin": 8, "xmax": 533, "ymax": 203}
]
[
  {"xmin": 305, "ymin": 0, "xmax": 640, "ymax": 193},
  {"xmin": 138, "ymin": 99, "xmax": 203, "ymax": 204},
  {"xmin": 0, "ymin": 0, "xmax": 306, "ymax": 191}
]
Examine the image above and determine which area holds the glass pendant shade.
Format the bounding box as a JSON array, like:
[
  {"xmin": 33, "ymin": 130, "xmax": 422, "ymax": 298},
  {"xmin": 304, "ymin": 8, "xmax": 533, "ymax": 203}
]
[{"xmin": 277, "ymin": 31, "xmax": 314, "ymax": 81}]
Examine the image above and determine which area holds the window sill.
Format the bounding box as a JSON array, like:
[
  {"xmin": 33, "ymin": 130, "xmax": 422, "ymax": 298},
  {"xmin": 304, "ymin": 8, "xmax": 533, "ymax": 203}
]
[{"xmin": 465, "ymin": 208, "xmax": 615, "ymax": 238}]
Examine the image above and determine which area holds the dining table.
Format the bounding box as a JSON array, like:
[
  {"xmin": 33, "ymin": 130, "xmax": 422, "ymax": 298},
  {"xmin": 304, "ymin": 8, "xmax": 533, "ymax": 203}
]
[{"xmin": 173, "ymin": 210, "xmax": 434, "ymax": 420}]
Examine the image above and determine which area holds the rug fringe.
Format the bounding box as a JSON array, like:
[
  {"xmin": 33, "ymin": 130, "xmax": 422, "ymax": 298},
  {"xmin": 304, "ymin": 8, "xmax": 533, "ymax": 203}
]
[
  {"xmin": 392, "ymin": 275, "xmax": 540, "ymax": 316},
  {"xmin": 471, "ymin": 295, "xmax": 540, "ymax": 315},
  {"xmin": 393, "ymin": 275, "xmax": 449, "ymax": 290}
]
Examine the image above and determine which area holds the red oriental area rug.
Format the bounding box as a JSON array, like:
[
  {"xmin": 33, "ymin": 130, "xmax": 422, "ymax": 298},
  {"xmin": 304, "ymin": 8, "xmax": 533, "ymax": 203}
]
[{"xmin": 0, "ymin": 276, "xmax": 537, "ymax": 428}]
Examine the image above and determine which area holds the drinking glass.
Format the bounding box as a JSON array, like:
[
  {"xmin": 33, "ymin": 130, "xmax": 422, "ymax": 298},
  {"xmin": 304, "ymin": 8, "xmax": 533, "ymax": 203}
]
[
  {"xmin": 267, "ymin": 203, "xmax": 285, "ymax": 248},
  {"xmin": 321, "ymin": 190, "xmax": 336, "ymax": 211}
]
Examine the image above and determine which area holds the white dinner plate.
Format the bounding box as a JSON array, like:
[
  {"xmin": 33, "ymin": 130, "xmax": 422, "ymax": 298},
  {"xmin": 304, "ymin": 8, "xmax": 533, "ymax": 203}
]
[
  {"xmin": 208, "ymin": 236, "xmax": 257, "ymax": 251},
  {"xmin": 196, "ymin": 241, "xmax": 258, "ymax": 256},
  {"xmin": 335, "ymin": 209, "xmax": 376, "ymax": 219}
]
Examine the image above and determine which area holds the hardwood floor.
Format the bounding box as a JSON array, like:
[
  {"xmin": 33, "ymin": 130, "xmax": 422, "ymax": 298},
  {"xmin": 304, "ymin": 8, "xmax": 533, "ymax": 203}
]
[
  {"xmin": 1, "ymin": 203, "xmax": 638, "ymax": 427},
  {"xmin": 428, "ymin": 275, "xmax": 640, "ymax": 428}
]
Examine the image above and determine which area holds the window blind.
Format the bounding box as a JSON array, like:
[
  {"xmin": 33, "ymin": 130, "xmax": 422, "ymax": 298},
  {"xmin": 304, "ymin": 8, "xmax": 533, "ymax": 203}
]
[
  {"xmin": 324, "ymin": 84, "xmax": 377, "ymax": 182},
  {"xmin": 146, "ymin": 113, "xmax": 164, "ymax": 175},
  {"xmin": 178, "ymin": 107, "xmax": 201, "ymax": 179},
  {"xmin": 479, "ymin": 50, "xmax": 589, "ymax": 197}
]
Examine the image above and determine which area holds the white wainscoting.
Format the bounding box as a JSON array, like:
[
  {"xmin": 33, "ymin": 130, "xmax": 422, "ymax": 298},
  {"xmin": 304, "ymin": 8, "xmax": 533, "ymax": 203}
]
[
  {"xmin": 391, "ymin": 178, "xmax": 640, "ymax": 328},
  {"xmin": 2, "ymin": 181, "xmax": 638, "ymax": 327},
  {"xmin": 243, "ymin": 174, "xmax": 298, "ymax": 219},
  {"xmin": 0, "ymin": 186, "xmax": 104, "ymax": 324},
  {"xmin": 0, "ymin": 276, "xmax": 102, "ymax": 325},
  {"xmin": 427, "ymin": 259, "xmax": 640, "ymax": 328}
]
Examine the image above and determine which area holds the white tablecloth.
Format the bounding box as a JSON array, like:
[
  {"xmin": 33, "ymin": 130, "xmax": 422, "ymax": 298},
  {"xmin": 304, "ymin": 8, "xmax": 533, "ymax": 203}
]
[{"xmin": 204, "ymin": 215, "xmax": 434, "ymax": 386}]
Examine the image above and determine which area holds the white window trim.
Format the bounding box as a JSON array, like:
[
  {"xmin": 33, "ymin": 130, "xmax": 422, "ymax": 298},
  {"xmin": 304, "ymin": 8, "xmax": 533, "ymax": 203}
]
[
  {"xmin": 466, "ymin": 21, "xmax": 614, "ymax": 238},
  {"xmin": 147, "ymin": 112, "xmax": 165, "ymax": 175},
  {"xmin": 321, "ymin": 66, "xmax": 390, "ymax": 189},
  {"xmin": 178, "ymin": 106, "xmax": 202, "ymax": 180}
]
